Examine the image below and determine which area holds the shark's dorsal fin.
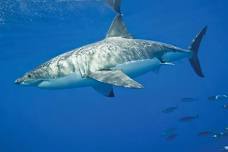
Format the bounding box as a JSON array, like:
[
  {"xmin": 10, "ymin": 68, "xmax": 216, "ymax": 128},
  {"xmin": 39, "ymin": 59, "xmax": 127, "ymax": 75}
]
[{"xmin": 106, "ymin": 15, "xmax": 133, "ymax": 39}]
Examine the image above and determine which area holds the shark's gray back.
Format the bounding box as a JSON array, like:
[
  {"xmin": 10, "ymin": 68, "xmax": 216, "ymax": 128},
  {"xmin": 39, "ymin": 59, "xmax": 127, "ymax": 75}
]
[{"xmin": 88, "ymin": 37, "xmax": 164, "ymax": 72}]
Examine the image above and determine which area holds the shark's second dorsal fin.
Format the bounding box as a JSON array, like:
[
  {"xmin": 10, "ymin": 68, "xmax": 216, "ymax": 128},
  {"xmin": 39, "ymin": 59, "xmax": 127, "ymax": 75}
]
[{"xmin": 106, "ymin": 15, "xmax": 133, "ymax": 39}]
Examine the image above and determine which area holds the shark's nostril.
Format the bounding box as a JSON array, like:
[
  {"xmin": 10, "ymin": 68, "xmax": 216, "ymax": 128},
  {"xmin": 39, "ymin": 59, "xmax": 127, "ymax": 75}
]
[{"xmin": 14, "ymin": 79, "xmax": 21, "ymax": 84}]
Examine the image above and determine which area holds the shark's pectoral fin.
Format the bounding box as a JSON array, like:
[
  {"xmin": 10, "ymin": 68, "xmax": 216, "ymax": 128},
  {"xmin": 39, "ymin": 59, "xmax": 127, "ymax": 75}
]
[
  {"xmin": 92, "ymin": 83, "xmax": 115, "ymax": 97},
  {"xmin": 88, "ymin": 70, "xmax": 143, "ymax": 89}
]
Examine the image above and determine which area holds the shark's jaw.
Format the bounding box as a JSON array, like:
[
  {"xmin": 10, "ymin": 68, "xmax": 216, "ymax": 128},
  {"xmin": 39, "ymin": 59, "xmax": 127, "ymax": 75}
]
[{"xmin": 15, "ymin": 79, "xmax": 44, "ymax": 87}]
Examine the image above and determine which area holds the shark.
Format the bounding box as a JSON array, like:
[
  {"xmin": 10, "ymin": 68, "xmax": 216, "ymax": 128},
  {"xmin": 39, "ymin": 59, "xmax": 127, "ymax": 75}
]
[{"xmin": 15, "ymin": 0, "xmax": 207, "ymax": 97}]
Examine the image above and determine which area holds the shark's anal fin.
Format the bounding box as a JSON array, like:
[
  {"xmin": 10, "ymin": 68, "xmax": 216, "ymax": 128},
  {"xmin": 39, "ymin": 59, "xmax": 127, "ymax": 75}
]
[
  {"xmin": 92, "ymin": 83, "xmax": 115, "ymax": 97},
  {"xmin": 161, "ymin": 62, "xmax": 175, "ymax": 66},
  {"xmin": 88, "ymin": 70, "xmax": 143, "ymax": 89},
  {"xmin": 106, "ymin": 14, "xmax": 133, "ymax": 39},
  {"xmin": 154, "ymin": 62, "xmax": 175, "ymax": 73}
]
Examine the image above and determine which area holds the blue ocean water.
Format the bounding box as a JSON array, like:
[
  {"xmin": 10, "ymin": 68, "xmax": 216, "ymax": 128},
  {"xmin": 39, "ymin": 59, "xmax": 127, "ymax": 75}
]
[{"xmin": 0, "ymin": 0, "xmax": 228, "ymax": 151}]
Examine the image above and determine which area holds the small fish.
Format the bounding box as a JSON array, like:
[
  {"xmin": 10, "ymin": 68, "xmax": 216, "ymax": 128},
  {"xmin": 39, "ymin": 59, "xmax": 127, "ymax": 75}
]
[
  {"xmin": 162, "ymin": 128, "xmax": 177, "ymax": 136},
  {"xmin": 212, "ymin": 134, "xmax": 219, "ymax": 139},
  {"xmin": 181, "ymin": 98, "xmax": 197, "ymax": 102},
  {"xmin": 223, "ymin": 104, "xmax": 228, "ymax": 109},
  {"xmin": 219, "ymin": 132, "xmax": 226, "ymax": 136},
  {"xmin": 208, "ymin": 94, "xmax": 228, "ymax": 101},
  {"xmin": 162, "ymin": 106, "xmax": 178, "ymax": 113},
  {"xmin": 221, "ymin": 131, "xmax": 228, "ymax": 137},
  {"xmin": 165, "ymin": 134, "xmax": 177, "ymax": 141},
  {"xmin": 212, "ymin": 132, "xmax": 228, "ymax": 139},
  {"xmin": 198, "ymin": 131, "xmax": 213, "ymax": 137},
  {"xmin": 179, "ymin": 115, "xmax": 199, "ymax": 122},
  {"xmin": 212, "ymin": 134, "xmax": 220, "ymax": 139},
  {"xmin": 224, "ymin": 146, "xmax": 228, "ymax": 151}
]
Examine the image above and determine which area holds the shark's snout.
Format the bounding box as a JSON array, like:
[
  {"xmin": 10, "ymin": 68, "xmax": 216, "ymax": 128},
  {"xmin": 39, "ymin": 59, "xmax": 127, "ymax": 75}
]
[
  {"xmin": 14, "ymin": 78, "xmax": 23, "ymax": 85},
  {"xmin": 14, "ymin": 75, "xmax": 44, "ymax": 86},
  {"xmin": 14, "ymin": 75, "xmax": 28, "ymax": 85}
]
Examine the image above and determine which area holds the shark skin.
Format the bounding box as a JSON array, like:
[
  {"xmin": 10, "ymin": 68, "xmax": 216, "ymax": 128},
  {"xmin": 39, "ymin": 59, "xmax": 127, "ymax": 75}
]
[{"xmin": 15, "ymin": 0, "xmax": 207, "ymax": 97}]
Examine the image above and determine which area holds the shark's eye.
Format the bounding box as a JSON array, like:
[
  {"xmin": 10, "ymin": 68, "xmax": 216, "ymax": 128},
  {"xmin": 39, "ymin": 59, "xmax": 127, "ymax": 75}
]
[{"xmin": 28, "ymin": 74, "xmax": 32, "ymax": 78}]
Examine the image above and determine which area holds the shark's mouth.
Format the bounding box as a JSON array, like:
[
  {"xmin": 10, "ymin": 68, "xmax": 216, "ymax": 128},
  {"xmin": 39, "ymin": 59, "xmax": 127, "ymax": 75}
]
[{"xmin": 20, "ymin": 79, "xmax": 44, "ymax": 87}]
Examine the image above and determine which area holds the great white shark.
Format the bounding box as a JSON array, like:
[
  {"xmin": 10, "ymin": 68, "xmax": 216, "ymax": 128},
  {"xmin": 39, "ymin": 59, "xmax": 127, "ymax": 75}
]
[{"xmin": 15, "ymin": 0, "xmax": 207, "ymax": 97}]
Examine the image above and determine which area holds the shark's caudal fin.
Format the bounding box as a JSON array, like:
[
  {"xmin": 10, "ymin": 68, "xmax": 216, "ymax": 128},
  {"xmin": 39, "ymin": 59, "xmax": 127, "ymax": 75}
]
[
  {"xmin": 105, "ymin": 0, "xmax": 122, "ymax": 14},
  {"xmin": 189, "ymin": 26, "xmax": 207, "ymax": 78}
]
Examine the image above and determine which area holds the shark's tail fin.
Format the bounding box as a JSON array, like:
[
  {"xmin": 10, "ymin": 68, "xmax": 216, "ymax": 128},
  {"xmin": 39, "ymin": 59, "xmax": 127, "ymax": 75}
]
[
  {"xmin": 188, "ymin": 26, "xmax": 207, "ymax": 78},
  {"xmin": 106, "ymin": 0, "xmax": 122, "ymax": 14}
]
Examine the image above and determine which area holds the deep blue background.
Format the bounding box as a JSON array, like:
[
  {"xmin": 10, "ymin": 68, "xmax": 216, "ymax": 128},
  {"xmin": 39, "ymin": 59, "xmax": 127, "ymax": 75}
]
[{"xmin": 0, "ymin": 0, "xmax": 228, "ymax": 151}]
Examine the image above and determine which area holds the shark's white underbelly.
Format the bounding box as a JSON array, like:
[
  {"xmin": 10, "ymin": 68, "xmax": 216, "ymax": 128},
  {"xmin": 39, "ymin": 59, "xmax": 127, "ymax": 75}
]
[{"xmin": 37, "ymin": 73, "xmax": 93, "ymax": 89}]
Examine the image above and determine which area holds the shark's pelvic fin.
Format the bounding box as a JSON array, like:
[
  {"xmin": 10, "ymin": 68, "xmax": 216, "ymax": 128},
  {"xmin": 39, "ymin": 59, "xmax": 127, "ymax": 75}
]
[
  {"xmin": 88, "ymin": 70, "xmax": 143, "ymax": 89},
  {"xmin": 106, "ymin": 0, "xmax": 122, "ymax": 14},
  {"xmin": 106, "ymin": 14, "xmax": 133, "ymax": 39},
  {"xmin": 154, "ymin": 62, "xmax": 175, "ymax": 73},
  {"xmin": 92, "ymin": 83, "xmax": 115, "ymax": 97}
]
